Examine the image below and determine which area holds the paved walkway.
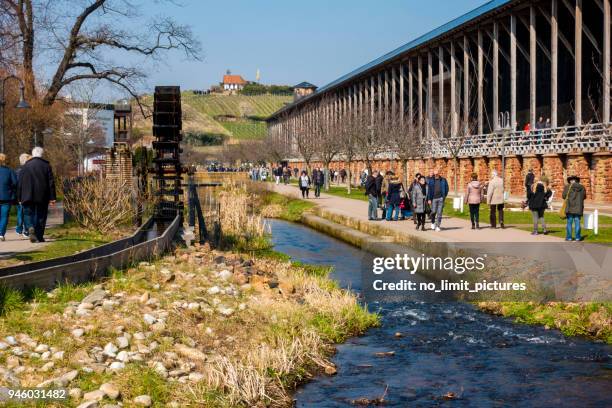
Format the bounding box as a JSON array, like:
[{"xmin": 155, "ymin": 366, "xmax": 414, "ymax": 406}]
[
  {"xmin": 0, "ymin": 204, "xmax": 64, "ymax": 259},
  {"xmin": 272, "ymin": 184, "xmax": 565, "ymax": 243}
]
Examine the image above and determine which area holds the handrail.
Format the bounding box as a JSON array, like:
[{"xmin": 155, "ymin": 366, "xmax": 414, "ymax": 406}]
[{"xmin": 0, "ymin": 214, "xmax": 181, "ymax": 290}]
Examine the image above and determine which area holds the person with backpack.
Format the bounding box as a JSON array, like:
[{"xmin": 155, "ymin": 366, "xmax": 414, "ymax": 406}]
[
  {"xmin": 562, "ymin": 175, "xmax": 586, "ymax": 241},
  {"xmin": 385, "ymin": 173, "xmax": 403, "ymax": 221},
  {"xmin": 527, "ymin": 180, "xmax": 552, "ymax": 235}
]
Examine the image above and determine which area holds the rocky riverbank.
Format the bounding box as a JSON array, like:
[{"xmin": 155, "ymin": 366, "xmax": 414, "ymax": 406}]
[{"xmin": 0, "ymin": 243, "xmax": 377, "ymax": 407}]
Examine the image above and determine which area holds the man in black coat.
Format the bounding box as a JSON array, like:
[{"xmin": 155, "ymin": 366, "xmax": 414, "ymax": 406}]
[
  {"xmin": 365, "ymin": 171, "xmax": 379, "ymax": 220},
  {"xmin": 17, "ymin": 147, "xmax": 56, "ymax": 243},
  {"xmin": 312, "ymin": 167, "xmax": 324, "ymax": 198}
]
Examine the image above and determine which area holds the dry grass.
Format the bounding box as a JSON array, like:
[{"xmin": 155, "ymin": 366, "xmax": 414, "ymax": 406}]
[{"xmin": 218, "ymin": 183, "xmax": 268, "ymax": 240}]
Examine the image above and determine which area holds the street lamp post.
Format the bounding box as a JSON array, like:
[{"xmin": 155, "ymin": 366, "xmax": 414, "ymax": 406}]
[{"xmin": 0, "ymin": 75, "xmax": 31, "ymax": 153}]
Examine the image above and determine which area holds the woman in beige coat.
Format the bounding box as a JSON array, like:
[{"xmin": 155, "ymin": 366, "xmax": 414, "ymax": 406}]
[{"xmin": 486, "ymin": 170, "xmax": 505, "ymax": 229}]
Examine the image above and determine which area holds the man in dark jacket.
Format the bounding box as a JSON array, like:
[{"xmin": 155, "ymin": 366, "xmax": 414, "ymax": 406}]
[
  {"xmin": 524, "ymin": 168, "xmax": 535, "ymax": 198},
  {"xmin": 426, "ymin": 169, "xmax": 449, "ymax": 231},
  {"xmin": 365, "ymin": 171, "xmax": 379, "ymax": 220},
  {"xmin": 312, "ymin": 167, "xmax": 324, "ymax": 198},
  {"xmin": 0, "ymin": 154, "xmax": 17, "ymax": 241},
  {"xmin": 562, "ymin": 175, "xmax": 586, "ymax": 241},
  {"xmin": 17, "ymin": 147, "xmax": 56, "ymax": 243}
]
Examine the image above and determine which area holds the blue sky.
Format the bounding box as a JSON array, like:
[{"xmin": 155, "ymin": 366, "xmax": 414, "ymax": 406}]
[{"xmin": 113, "ymin": 0, "xmax": 487, "ymax": 97}]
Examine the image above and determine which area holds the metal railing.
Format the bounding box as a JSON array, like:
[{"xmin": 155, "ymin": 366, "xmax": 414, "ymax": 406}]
[{"xmin": 427, "ymin": 123, "xmax": 612, "ymax": 158}]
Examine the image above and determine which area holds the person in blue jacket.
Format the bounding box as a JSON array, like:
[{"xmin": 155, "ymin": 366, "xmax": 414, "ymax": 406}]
[
  {"xmin": 426, "ymin": 168, "xmax": 449, "ymax": 231},
  {"xmin": 15, "ymin": 153, "xmax": 31, "ymax": 237},
  {"xmin": 0, "ymin": 153, "xmax": 17, "ymax": 241}
]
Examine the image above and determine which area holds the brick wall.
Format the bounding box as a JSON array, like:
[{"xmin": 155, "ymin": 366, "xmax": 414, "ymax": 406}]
[{"xmin": 286, "ymin": 152, "xmax": 611, "ymax": 203}]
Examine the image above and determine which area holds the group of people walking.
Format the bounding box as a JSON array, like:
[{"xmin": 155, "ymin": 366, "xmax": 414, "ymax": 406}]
[
  {"xmin": 0, "ymin": 147, "xmax": 56, "ymax": 243},
  {"xmin": 298, "ymin": 167, "xmax": 326, "ymax": 199}
]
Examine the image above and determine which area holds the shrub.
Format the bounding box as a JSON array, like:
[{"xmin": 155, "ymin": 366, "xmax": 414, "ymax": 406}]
[{"xmin": 63, "ymin": 176, "xmax": 135, "ymax": 233}]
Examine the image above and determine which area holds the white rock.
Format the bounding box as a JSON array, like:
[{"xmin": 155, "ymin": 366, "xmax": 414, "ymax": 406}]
[
  {"xmin": 207, "ymin": 286, "xmax": 220, "ymax": 295},
  {"xmin": 116, "ymin": 336, "xmax": 129, "ymax": 349},
  {"xmin": 83, "ymin": 389, "xmax": 105, "ymax": 401},
  {"xmin": 143, "ymin": 314, "xmax": 157, "ymax": 325},
  {"xmin": 69, "ymin": 387, "xmax": 82, "ymax": 399},
  {"xmin": 5, "ymin": 336, "xmax": 17, "ymax": 345},
  {"xmin": 35, "ymin": 344, "xmax": 49, "ymax": 353},
  {"xmin": 218, "ymin": 307, "xmax": 234, "ymax": 317},
  {"xmin": 115, "ymin": 351, "xmax": 129, "ymax": 362},
  {"xmin": 40, "ymin": 361, "xmax": 55, "ymax": 372},
  {"xmin": 72, "ymin": 328, "xmax": 85, "ymax": 338},
  {"xmin": 152, "ymin": 361, "xmax": 168, "ymax": 377},
  {"xmin": 99, "ymin": 382, "xmax": 120, "ymax": 400},
  {"xmin": 0, "ymin": 341, "xmax": 8, "ymax": 350},
  {"xmin": 41, "ymin": 351, "xmax": 51, "ymax": 360},
  {"xmin": 103, "ymin": 342, "xmax": 118, "ymax": 357},
  {"xmin": 108, "ymin": 362, "xmax": 125, "ymax": 371},
  {"xmin": 52, "ymin": 351, "xmax": 65, "ymax": 360},
  {"xmin": 188, "ymin": 372, "xmax": 204, "ymax": 382},
  {"xmin": 133, "ymin": 332, "xmax": 146, "ymax": 341},
  {"xmin": 187, "ymin": 302, "xmax": 200, "ymax": 311},
  {"xmin": 217, "ymin": 270, "xmax": 233, "ymax": 281},
  {"xmin": 6, "ymin": 355, "xmax": 19, "ymax": 368},
  {"xmin": 133, "ymin": 395, "xmax": 152, "ymax": 406},
  {"xmin": 76, "ymin": 309, "xmax": 91, "ymax": 317},
  {"xmin": 78, "ymin": 302, "xmax": 94, "ymax": 310}
]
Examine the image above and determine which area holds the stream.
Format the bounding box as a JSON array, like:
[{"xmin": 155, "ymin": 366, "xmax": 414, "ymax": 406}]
[{"xmin": 267, "ymin": 219, "xmax": 612, "ymax": 407}]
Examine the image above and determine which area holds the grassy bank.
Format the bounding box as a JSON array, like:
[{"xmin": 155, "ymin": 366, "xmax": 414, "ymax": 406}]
[
  {"xmin": 478, "ymin": 301, "xmax": 612, "ymax": 343},
  {"xmin": 258, "ymin": 190, "xmax": 315, "ymax": 222},
  {"xmin": 0, "ymin": 243, "xmax": 378, "ymax": 407}
]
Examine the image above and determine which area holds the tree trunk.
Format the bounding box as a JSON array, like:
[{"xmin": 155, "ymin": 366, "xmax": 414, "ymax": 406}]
[
  {"xmin": 323, "ymin": 162, "xmax": 330, "ymax": 191},
  {"xmin": 347, "ymin": 159, "xmax": 352, "ymax": 194},
  {"xmin": 404, "ymin": 159, "xmax": 409, "ymax": 186},
  {"xmin": 454, "ymin": 156, "xmax": 459, "ymax": 195}
]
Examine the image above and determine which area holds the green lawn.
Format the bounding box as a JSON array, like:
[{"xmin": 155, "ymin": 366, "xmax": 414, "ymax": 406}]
[
  {"xmin": 0, "ymin": 224, "xmax": 126, "ymax": 266},
  {"xmin": 445, "ymin": 199, "xmax": 612, "ymax": 243}
]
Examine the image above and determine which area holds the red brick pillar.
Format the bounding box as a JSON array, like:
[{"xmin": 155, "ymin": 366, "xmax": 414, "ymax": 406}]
[
  {"xmin": 543, "ymin": 154, "xmax": 564, "ymax": 195},
  {"xmin": 504, "ymin": 156, "xmax": 523, "ymax": 196},
  {"xmin": 523, "ymin": 155, "xmax": 543, "ymax": 179},
  {"xmin": 459, "ymin": 158, "xmax": 474, "ymax": 191},
  {"xmin": 591, "ymin": 153, "xmax": 612, "ymax": 203},
  {"xmin": 474, "ymin": 157, "xmax": 489, "ymax": 182},
  {"xmin": 566, "ymin": 154, "xmax": 592, "ymax": 199},
  {"xmin": 488, "ymin": 156, "xmax": 502, "ymax": 177},
  {"xmin": 446, "ymin": 158, "xmax": 459, "ymax": 192}
]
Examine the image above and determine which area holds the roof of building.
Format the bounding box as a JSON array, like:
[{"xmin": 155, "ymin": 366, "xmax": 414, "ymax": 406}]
[
  {"xmin": 223, "ymin": 74, "xmax": 247, "ymax": 85},
  {"xmin": 294, "ymin": 82, "xmax": 317, "ymax": 89},
  {"xmin": 269, "ymin": 0, "xmax": 516, "ymax": 120}
]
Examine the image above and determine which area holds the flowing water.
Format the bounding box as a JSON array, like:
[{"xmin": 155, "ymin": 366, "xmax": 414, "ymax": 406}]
[{"xmin": 267, "ymin": 219, "xmax": 612, "ymax": 408}]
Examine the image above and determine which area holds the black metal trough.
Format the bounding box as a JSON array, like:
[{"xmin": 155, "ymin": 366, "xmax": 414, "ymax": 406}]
[{"xmin": 0, "ymin": 214, "xmax": 181, "ymax": 291}]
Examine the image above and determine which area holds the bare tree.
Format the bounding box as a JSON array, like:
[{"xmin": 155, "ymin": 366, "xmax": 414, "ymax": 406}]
[
  {"xmin": 429, "ymin": 112, "xmax": 476, "ymax": 194},
  {"xmin": 312, "ymin": 96, "xmax": 341, "ymax": 190},
  {"xmin": 387, "ymin": 110, "xmax": 422, "ymax": 186},
  {"xmin": 62, "ymin": 80, "xmax": 108, "ymax": 175},
  {"xmin": 290, "ymin": 108, "xmax": 317, "ymax": 173},
  {"xmin": 336, "ymin": 111, "xmax": 360, "ymax": 193},
  {"xmin": 0, "ymin": 0, "xmax": 201, "ymax": 112},
  {"xmin": 354, "ymin": 106, "xmax": 388, "ymax": 176}
]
